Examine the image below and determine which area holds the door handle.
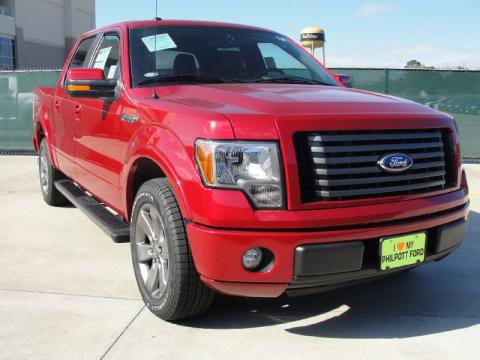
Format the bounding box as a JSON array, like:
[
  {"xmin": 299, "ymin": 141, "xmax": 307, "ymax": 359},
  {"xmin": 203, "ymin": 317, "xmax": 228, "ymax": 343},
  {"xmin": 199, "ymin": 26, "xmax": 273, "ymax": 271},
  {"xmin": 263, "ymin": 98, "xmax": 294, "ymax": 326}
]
[
  {"xmin": 54, "ymin": 100, "xmax": 61, "ymax": 112},
  {"xmin": 74, "ymin": 104, "xmax": 82, "ymax": 115}
]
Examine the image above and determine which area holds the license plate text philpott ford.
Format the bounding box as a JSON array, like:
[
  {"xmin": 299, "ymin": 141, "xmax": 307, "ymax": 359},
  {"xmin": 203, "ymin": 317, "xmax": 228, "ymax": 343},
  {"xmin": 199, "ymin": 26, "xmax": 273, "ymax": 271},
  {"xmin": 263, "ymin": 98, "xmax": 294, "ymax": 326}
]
[{"xmin": 380, "ymin": 232, "xmax": 426, "ymax": 271}]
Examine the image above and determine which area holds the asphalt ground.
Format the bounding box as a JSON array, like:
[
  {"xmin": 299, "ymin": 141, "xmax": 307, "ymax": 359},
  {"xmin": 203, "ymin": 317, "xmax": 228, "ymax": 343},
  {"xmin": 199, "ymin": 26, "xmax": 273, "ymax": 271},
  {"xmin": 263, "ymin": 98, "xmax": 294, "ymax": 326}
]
[{"xmin": 0, "ymin": 156, "xmax": 478, "ymax": 360}]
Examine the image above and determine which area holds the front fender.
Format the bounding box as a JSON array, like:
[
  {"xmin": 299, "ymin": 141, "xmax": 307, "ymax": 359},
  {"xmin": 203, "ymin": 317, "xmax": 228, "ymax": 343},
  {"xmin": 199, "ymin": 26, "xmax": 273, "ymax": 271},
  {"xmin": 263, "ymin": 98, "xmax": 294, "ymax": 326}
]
[{"xmin": 121, "ymin": 122, "xmax": 233, "ymax": 222}]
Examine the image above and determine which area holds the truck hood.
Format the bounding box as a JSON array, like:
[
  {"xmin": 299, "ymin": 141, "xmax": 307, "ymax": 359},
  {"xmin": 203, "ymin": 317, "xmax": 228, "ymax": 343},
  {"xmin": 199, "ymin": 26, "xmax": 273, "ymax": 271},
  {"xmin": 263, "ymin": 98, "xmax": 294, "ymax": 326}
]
[
  {"xmin": 144, "ymin": 83, "xmax": 451, "ymax": 139},
  {"xmin": 153, "ymin": 83, "xmax": 437, "ymax": 116}
]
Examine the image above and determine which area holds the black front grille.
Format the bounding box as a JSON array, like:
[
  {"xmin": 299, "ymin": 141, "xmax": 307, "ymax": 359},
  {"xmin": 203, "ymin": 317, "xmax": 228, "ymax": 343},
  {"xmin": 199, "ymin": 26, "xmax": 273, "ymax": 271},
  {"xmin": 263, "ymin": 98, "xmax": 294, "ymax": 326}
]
[{"xmin": 294, "ymin": 129, "xmax": 455, "ymax": 202}]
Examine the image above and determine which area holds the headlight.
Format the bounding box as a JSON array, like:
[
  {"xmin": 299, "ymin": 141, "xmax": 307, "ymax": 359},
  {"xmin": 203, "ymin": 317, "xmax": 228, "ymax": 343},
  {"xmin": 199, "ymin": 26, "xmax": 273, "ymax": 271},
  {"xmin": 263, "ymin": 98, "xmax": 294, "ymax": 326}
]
[{"xmin": 195, "ymin": 140, "xmax": 284, "ymax": 209}]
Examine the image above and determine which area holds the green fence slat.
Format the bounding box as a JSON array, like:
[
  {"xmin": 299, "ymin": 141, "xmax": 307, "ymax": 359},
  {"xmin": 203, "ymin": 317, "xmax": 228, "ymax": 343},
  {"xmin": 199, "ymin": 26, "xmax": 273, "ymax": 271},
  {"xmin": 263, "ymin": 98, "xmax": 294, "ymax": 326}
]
[{"xmin": 0, "ymin": 70, "xmax": 60, "ymax": 151}]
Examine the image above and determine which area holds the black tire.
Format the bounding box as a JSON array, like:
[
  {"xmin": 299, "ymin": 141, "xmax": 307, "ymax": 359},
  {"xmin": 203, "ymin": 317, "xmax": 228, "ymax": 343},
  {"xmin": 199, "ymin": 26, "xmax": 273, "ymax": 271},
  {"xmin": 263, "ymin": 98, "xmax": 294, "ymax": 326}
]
[
  {"xmin": 38, "ymin": 138, "xmax": 68, "ymax": 206},
  {"xmin": 130, "ymin": 178, "xmax": 214, "ymax": 321}
]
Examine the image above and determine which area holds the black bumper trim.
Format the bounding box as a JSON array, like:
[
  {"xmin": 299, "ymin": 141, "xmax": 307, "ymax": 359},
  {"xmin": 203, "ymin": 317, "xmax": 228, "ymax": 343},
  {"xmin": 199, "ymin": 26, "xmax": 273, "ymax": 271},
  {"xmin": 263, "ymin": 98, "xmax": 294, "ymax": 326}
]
[
  {"xmin": 295, "ymin": 241, "xmax": 364, "ymax": 276},
  {"xmin": 433, "ymin": 218, "xmax": 467, "ymax": 253}
]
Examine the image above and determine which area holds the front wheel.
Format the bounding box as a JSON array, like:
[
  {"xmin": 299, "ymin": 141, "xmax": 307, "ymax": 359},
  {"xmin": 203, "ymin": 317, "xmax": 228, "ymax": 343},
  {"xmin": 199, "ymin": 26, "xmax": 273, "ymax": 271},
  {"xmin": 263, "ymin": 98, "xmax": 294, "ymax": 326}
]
[
  {"xmin": 38, "ymin": 139, "xmax": 67, "ymax": 206},
  {"xmin": 130, "ymin": 178, "xmax": 214, "ymax": 321}
]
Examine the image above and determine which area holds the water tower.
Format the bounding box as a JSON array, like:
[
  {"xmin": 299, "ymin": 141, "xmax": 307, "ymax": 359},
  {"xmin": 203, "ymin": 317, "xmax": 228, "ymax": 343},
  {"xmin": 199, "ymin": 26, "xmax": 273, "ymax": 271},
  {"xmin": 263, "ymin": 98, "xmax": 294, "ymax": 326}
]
[{"xmin": 300, "ymin": 27, "xmax": 326, "ymax": 65}]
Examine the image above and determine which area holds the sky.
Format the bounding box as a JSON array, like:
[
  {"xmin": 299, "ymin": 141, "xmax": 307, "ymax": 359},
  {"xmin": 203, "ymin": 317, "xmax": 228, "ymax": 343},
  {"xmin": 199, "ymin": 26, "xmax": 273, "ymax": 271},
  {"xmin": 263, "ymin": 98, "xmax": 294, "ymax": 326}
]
[{"xmin": 96, "ymin": 0, "xmax": 480, "ymax": 69}]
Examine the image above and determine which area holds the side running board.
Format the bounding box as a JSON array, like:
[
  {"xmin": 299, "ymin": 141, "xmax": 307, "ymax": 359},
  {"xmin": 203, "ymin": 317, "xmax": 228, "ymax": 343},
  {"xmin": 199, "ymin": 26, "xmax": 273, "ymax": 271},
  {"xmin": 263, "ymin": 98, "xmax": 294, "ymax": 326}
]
[{"xmin": 54, "ymin": 180, "xmax": 130, "ymax": 243}]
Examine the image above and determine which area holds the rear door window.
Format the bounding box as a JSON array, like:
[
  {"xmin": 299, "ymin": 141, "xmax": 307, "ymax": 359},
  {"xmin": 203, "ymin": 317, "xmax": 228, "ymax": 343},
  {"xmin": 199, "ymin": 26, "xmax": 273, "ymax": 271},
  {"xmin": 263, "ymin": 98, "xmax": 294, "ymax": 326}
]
[{"xmin": 69, "ymin": 37, "xmax": 96, "ymax": 69}]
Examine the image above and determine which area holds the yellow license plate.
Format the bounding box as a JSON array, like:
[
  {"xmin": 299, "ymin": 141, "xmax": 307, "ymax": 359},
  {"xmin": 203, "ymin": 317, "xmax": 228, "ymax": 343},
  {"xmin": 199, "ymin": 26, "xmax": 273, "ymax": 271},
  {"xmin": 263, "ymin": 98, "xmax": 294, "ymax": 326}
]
[{"xmin": 380, "ymin": 232, "xmax": 426, "ymax": 271}]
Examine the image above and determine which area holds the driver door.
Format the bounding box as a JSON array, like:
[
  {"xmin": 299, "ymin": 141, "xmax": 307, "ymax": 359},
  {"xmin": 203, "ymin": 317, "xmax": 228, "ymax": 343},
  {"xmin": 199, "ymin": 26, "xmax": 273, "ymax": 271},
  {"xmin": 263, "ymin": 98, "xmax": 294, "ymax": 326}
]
[{"xmin": 74, "ymin": 33, "xmax": 124, "ymax": 211}]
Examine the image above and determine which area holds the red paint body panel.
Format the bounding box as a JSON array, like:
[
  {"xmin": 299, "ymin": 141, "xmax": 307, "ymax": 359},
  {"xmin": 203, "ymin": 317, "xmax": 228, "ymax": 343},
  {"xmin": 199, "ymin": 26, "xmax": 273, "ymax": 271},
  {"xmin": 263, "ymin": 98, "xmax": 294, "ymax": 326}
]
[
  {"xmin": 32, "ymin": 20, "xmax": 469, "ymax": 298},
  {"xmin": 200, "ymin": 276, "xmax": 287, "ymax": 298},
  {"xmin": 186, "ymin": 186, "xmax": 468, "ymax": 229},
  {"xmin": 66, "ymin": 68, "xmax": 105, "ymax": 81}
]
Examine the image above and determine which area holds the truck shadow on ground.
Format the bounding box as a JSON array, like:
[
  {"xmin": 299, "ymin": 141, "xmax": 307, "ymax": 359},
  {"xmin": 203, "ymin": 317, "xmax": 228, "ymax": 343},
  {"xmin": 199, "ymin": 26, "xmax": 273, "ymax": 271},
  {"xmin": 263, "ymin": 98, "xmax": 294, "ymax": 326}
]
[{"xmin": 182, "ymin": 210, "xmax": 479, "ymax": 339}]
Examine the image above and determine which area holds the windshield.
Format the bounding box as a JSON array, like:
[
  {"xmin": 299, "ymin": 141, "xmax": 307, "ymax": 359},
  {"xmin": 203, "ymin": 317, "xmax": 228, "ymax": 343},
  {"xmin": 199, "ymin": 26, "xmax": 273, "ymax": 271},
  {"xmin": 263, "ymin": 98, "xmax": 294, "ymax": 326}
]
[{"xmin": 128, "ymin": 26, "xmax": 338, "ymax": 87}]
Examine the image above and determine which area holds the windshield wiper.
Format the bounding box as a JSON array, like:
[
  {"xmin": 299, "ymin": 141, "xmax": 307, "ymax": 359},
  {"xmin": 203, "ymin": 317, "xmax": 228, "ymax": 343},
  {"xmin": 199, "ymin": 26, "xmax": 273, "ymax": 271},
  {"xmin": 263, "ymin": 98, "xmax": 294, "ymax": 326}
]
[
  {"xmin": 254, "ymin": 76, "xmax": 330, "ymax": 85},
  {"xmin": 138, "ymin": 74, "xmax": 242, "ymax": 85}
]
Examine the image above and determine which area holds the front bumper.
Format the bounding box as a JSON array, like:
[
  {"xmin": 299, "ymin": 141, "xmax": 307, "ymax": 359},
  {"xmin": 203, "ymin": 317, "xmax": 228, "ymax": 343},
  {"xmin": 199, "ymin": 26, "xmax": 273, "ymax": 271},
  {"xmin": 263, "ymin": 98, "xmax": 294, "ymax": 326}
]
[
  {"xmin": 288, "ymin": 218, "xmax": 466, "ymax": 296},
  {"xmin": 187, "ymin": 193, "xmax": 469, "ymax": 297}
]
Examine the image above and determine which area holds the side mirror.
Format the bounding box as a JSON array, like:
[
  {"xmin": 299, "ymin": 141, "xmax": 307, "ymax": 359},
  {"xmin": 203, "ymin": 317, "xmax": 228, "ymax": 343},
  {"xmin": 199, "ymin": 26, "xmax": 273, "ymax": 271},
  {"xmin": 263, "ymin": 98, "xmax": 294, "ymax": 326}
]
[
  {"xmin": 335, "ymin": 73, "xmax": 353, "ymax": 88},
  {"xmin": 66, "ymin": 68, "xmax": 117, "ymax": 98}
]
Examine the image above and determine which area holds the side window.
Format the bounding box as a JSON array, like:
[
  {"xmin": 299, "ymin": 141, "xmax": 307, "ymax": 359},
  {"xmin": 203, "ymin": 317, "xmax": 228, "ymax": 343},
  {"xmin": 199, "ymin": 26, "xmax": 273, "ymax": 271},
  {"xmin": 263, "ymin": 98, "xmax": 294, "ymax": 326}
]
[
  {"xmin": 69, "ymin": 37, "xmax": 96, "ymax": 69},
  {"xmin": 92, "ymin": 35, "xmax": 120, "ymax": 79}
]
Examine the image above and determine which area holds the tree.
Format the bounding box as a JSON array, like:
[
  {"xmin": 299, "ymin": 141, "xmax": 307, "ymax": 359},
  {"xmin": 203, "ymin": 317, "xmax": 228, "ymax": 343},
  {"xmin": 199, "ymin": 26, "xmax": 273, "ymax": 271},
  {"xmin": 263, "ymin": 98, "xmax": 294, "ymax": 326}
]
[{"xmin": 405, "ymin": 60, "xmax": 425, "ymax": 69}]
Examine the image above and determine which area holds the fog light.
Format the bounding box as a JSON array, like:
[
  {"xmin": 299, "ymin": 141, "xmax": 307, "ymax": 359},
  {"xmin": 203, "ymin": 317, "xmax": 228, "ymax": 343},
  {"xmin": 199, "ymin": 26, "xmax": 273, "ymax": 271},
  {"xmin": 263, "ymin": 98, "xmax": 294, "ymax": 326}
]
[{"xmin": 242, "ymin": 248, "xmax": 263, "ymax": 270}]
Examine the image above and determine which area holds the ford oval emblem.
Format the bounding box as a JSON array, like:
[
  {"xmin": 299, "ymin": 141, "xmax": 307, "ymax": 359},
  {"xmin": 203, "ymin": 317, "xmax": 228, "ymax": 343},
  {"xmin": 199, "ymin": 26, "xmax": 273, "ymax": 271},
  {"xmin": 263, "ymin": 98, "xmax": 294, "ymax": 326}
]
[{"xmin": 377, "ymin": 153, "xmax": 413, "ymax": 173}]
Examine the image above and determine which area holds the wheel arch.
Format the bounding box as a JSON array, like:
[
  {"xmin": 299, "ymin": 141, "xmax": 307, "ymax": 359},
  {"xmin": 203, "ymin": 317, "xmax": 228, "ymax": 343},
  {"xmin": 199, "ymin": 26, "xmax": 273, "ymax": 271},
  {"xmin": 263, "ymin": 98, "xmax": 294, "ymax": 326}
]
[
  {"xmin": 34, "ymin": 105, "xmax": 58, "ymax": 168},
  {"xmin": 126, "ymin": 156, "xmax": 166, "ymax": 218},
  {"xmin": 122, "ymin": 127, "xmax": 199, "ymax": 223},
  {"xmin": 34, "ymin": 122, "xmax": 45, "ymax": 148}
]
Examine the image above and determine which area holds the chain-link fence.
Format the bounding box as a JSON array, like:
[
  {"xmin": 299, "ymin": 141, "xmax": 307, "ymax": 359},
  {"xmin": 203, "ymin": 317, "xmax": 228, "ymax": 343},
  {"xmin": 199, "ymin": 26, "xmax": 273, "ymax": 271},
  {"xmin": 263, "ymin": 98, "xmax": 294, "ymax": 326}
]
[{"xmin": 0, "ymin": 68, "xmax": 479, "ymax": 159}]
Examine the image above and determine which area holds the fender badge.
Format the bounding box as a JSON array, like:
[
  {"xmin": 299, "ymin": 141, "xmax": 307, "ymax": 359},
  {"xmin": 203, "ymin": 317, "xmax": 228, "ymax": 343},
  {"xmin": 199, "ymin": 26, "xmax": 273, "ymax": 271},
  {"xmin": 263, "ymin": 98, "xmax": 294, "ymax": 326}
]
[{"xmin": 121, "ymin": 113, "xmax": 140, "ymax": 123}]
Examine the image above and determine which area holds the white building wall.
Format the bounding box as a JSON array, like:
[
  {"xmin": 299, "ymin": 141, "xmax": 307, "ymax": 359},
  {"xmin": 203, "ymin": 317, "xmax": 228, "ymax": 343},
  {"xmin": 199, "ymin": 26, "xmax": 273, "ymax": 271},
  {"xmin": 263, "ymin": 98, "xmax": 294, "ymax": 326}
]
[
  {"xmin": 2, "ymin": 0, "xmax": 95, "ymax": 68},
  {"xmin": 0, "ymin": 13, "xmax": 16, "ymax": 38},
  {"xmin": 15, "ymin": 0, "xmax": 66, "ymax": 47},
  {"xmin": 71, "ymin": 0, "xmax": 95, "ymax": 38}
]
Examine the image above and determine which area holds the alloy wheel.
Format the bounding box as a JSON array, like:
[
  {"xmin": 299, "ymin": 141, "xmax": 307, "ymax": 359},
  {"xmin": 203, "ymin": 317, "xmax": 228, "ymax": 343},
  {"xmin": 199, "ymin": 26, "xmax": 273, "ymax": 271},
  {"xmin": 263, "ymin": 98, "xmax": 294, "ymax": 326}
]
[
  {"xmin": 134, "ymin": 203, "xmax": 170, "ymax": 299},
  {"xmin": 39, "ymin": 147, "xmax": 49, "ymax": 194}
]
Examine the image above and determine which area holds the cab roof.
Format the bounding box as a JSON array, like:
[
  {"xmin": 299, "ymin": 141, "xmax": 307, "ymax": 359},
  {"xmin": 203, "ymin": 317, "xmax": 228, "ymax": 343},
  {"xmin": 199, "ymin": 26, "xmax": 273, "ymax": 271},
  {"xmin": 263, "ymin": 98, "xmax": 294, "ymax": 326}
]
[{"xmin": 83, "ymin": 19, "xmax": 274, "ymax": 37}]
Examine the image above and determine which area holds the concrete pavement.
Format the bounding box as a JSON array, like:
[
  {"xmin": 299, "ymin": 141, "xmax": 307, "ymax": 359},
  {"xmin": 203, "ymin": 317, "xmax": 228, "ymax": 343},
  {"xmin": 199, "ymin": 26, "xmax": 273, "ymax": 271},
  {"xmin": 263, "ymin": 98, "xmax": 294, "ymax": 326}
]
[{"xmin": 0, "ymin": 156, "xmax": 478, "ymax": 360}]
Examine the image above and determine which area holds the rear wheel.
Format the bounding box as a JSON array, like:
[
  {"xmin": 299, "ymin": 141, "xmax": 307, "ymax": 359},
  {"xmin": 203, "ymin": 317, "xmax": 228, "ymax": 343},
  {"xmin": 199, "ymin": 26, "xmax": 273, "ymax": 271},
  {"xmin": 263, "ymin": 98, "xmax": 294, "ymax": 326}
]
[
  {"xmin": 38, "ymin": 139, "xmax": 67, "ymax": 206},
  {"xmin": 130, "ymin": 178, "xmax": 214, "ymax": 321}
]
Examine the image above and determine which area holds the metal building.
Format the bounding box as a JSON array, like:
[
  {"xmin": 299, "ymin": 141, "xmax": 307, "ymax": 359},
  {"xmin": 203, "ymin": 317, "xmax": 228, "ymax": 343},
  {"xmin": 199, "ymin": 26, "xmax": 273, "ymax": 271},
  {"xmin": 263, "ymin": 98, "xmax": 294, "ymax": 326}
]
[{"xmin": 0, "ymin": 0, "xmax": 95, "ymax": 69}]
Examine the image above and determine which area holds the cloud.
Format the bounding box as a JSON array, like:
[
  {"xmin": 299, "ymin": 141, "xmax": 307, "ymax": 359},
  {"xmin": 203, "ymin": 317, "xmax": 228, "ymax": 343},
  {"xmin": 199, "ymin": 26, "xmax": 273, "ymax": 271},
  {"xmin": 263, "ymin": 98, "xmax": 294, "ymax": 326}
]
[{"xmin": 358, "ymin": 3, "xmax": 399, "ymax": 17}]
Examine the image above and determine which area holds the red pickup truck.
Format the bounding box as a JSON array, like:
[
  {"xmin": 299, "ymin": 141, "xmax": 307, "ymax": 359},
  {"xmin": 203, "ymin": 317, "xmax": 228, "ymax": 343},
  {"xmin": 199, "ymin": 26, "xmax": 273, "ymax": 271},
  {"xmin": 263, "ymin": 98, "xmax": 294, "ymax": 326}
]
[{"xmin": 33, "ymin": 20, "xmax": 469, "ymax": 321}]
